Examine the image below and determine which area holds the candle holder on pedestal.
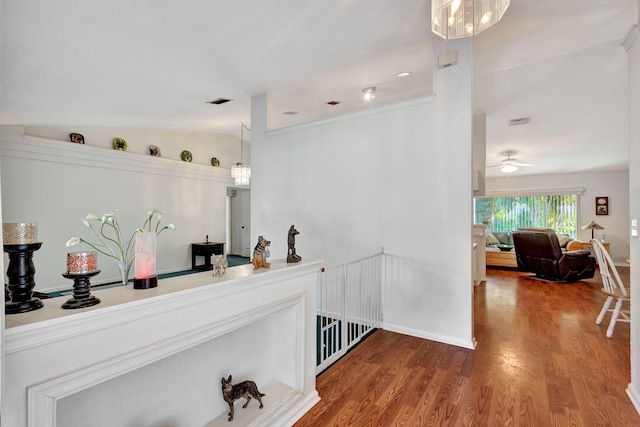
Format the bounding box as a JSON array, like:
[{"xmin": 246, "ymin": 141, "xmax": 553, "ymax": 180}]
[
  {"xmin": 4, "ymin": 242, "xmax": 44, "ymax": 314},
  {"xmin": 61, "ymin": 270, "xmax": 101, "ymax": 309}
]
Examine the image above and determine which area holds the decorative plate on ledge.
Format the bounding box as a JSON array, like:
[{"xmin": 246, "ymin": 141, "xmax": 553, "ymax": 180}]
[
  {"xmin": 148, "ymin": 145, "xmax": 161, "ymax": 157},
  {"xmin": 69, "ymin": 133, "xmax": 85, "ymax": 144},
  {"xmin": 112, "ymin": 138, "xmax": 128, "ymax": 151},
  {"xmin": 181, "ymin": 150, "xmax": 192, "ymax": 162}
]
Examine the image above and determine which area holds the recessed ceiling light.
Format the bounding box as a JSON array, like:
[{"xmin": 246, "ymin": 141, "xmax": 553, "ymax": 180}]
[
  {"xmin": 396, "ymin": 72, "xmax": 411, "ymax": 78},
  {"xmin": 283, "ymin": 111, "xmax": 299, "ymax": 115},
  {"xmin": 326, "ymin": 101, "xmax": 341, "ymax": 106},
  {"xmin": 206, "ymin": 98, "xmax": 232, "ymax": 105}
]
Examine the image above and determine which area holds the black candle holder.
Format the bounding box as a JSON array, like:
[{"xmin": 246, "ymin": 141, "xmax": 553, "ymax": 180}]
[
  {"xmin": 4, "ymin": 242, "xmax": 44, "ymax": 314},
  {"xmin": 61, "ymin": 270, "xmax": 101, "ymax": 309}
]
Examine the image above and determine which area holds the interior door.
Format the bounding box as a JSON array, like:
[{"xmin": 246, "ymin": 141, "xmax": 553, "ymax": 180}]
[{"xmin": 230, "ymin": 188, "xmax": 251, "ymax": 256}]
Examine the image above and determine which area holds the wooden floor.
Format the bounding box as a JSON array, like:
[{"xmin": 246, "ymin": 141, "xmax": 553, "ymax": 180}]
[{"xmin": 295, "ymin": 267, "xmax": 639, "ymax": 426}]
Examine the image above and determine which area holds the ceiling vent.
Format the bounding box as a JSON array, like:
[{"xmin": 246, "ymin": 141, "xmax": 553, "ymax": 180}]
[
  {"xmin": 508, "ymin": 117, "xmax": 531, "ymax": 126},
  {"xmin": 283, "ymin": 111, "xmax": 299, "ymax": 115},
  {"xmin": 207, "ymin": 98, "xmax": 232, "ymax": 105}
]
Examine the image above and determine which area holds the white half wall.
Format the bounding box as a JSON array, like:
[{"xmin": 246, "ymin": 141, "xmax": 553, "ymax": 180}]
[
  {"xmin": 486, "ymin": 170, "xmax": 630, "ymax": 264},
  {"xmin": 0, "ymin": 125, "xmax": 233, "ymax": 292},
  {"xmin": 250, "ymin": 38, "xmax": 474, "ymax": 348}
]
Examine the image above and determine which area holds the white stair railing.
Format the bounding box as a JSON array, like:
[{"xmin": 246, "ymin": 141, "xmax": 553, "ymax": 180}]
[{"xmin": 316, "ymin": 250, "xmax": 383, "ymax": 373}]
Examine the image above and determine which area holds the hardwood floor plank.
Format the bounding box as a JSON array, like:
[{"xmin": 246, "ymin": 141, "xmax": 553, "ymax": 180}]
[{"xmin": 294, "ymin": 267, "xmax": 639, "ymax": 426}]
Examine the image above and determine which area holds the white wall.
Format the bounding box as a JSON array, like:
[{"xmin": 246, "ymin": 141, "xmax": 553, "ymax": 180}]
[
  {"xmin": 0, "ymin": 125, "xmax": 233, "ymax": 292},
  {"xmin": 486, "ymin": 170, "xmax": 630, "ymax": 263},
  {"xmin": 249, "ymin": 39, "xmax": 475, "ymax": 349}
]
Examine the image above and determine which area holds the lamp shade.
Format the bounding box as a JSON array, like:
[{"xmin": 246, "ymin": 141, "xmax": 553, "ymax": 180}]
[
  {"xmin": 582, "ymin": 221, "xmax": 604, "ymax": 239},
  {"xmin": 582, "ymin": 221, "xmax": 604, "ymax": 231}
]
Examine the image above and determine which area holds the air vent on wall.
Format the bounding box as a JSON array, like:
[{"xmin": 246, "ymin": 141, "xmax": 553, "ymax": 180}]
[
  {"xmin": 207, "ymin": 98, "xmax": 232, "ymax": 105},
  {"xmin": 508, "ymin": 117, "xmax": 531, "ymax": 126}
]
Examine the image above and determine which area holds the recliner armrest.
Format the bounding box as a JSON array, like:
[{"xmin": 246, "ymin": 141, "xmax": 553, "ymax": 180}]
[{"xmin": 564, "ymin": 250, "xmax": 591, "ymax": 257}]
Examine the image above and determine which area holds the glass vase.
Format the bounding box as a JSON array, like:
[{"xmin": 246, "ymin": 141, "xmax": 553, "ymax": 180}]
[{"xmin": 117, "ymin": 260, "xmax": 132, "ymax": 286}]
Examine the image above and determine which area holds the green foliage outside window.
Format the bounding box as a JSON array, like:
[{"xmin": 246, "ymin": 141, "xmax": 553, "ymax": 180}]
[{"xmin": 474, "ymin": 194, "xmax": 578, "ymax": 238}]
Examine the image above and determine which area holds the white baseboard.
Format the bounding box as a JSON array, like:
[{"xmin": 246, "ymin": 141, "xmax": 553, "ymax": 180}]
[
  {"xmin": 627, "ymin": 383, "xmax": 640, "ymax": 417},
  {"xmin": 381, "ymin": 322, "xmax": 477, "ymax": 350}
]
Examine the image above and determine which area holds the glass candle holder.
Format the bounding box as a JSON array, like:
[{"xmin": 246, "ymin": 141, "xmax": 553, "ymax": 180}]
[
  {"xmin": 134, "ymin": 232, "xmax": 157, "ymax": 289},
  {"xmin": 3, "ymin": 222, "xmax": 38, "ymax": 244},
  {"xmin": 67, "ymin": 251, "xmax": 98, "ymax": 274}
]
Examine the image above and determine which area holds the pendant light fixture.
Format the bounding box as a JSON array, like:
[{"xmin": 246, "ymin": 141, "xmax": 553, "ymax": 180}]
[
  {"xmin": 231, "ymin": 122, "xmax": 251, "ymax": 186},
  {"xmin": 432, "ymin": 0, "xmax": 510, "ymax": 40}
]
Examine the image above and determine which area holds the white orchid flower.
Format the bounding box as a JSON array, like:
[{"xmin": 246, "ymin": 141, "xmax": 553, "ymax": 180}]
[
  {"xmin": 67, "ymin": 209, "xmax": 174, "ymax": 269},
  {"xmin": 66, "ymin": 237, "xmax": 81, "ymax": 247}
]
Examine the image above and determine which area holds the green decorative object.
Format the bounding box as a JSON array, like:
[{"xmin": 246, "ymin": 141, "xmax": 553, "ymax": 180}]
[
  {"xmin": 112, "ymin": 138, "xmax": 128, "ymax": 151},
  {"xmin": 211, "ymin": 157, "xmax": 220, "ymax": 167},
  {"xmin": 181, "ymin": 150, "xmax": 193, "ymax": 162}
]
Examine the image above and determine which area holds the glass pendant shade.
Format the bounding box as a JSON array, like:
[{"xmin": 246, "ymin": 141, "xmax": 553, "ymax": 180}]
[
  {"xmin": 432, "ymin": 0, "xmax": 510, "ymax": 40},
  {"xmin": 231, "ymin": 163, "xmax": 251, "ymax": 186},
  {"xmin": 231, "ymin": 122, "xmax": 251, "ymax": 185}
]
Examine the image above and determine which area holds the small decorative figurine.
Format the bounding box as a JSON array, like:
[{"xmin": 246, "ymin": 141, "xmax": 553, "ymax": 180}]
[
  {"xmin": 252, "ymin": 235, "xmax": 271, "ymax": 270},
  {"xmin": 287, "ymin": 225, "xmax": 301, "ymax": 263},
  {"xmin": 221, "ymin": 375, "xmax": 265, "ymax": 422},
  {"xmin": 212, "ymin": 254, "xmax": 227, "ymax": 277}
]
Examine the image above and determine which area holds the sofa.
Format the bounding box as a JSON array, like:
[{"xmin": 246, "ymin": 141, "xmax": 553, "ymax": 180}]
[{"xmin": 485, "ymin": 230, "xmax": 579, "ymax": 268}]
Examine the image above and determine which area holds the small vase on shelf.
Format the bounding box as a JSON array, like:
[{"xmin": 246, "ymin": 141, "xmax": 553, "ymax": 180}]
[{"xmin": 118, "ymin": 260, "xmax": 132, "ymax": 286}]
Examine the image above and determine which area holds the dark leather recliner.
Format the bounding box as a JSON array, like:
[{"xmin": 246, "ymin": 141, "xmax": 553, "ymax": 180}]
[{"xmin": 512, "ymin": 228, "xmax": 596, "ymax": 282}]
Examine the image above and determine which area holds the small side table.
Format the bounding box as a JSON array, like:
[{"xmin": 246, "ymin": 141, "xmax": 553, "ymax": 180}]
[
  {"xmin": 579, "ymin": 241, "xmax": 610, "ymax": 254},
  {"xmin": 191, "ymin": 242, "xmax": 224, "ymax": 271}
]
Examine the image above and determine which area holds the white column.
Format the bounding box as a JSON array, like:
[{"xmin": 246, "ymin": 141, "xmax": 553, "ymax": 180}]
[{"xmin": 622, "ymin": 17, "xmax": 640, "ymax": 414}]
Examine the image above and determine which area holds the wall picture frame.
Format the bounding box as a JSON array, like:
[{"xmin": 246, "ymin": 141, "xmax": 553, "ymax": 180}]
[{"xmin": 596, "ymin": 196, "xmax": 609, "ymax": 215}]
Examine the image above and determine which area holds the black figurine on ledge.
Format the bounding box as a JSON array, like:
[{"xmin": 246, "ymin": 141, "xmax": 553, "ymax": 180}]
[{"xmin": 287, "ymin": 225, "xmax": 301, "ymax": 263}]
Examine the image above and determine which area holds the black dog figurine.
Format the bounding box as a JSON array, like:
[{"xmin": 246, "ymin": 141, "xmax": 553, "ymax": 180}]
[
  {"xmin": 221, "ymin": 375, "xmax": 265, "ymax": 422},
  {"xmin": 287, "ymin": 225, "xmax": 301, "ymax": 263}
]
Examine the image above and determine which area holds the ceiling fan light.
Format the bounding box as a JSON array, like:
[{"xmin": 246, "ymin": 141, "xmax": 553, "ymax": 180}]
[{"xmin": 500, "ymin": 164, "xmax": 518, "ymax": 174}]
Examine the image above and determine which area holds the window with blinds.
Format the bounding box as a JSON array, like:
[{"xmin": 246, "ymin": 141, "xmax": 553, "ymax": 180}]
[{"xmin": 474, "ymin": 194, "xmax": 579, "ymax": 237}]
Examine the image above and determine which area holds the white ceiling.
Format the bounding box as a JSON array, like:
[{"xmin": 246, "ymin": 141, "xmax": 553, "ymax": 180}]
[{"xmin": 0, "ymin": 0, "xmax": 637, "ymax": 178}]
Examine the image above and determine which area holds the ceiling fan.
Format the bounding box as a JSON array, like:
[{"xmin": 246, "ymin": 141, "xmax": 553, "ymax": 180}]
[{"xmin": 488, "ymin": 150, "xmax": 536, "ymax": 174}]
